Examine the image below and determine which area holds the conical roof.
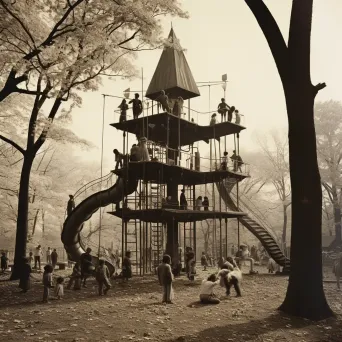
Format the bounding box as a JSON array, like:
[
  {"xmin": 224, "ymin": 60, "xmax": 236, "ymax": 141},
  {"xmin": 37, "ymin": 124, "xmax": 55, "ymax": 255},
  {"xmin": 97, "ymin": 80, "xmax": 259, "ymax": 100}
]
[{"xmin": 145, "ymin": 28, "xmax": 200, "ymax": 101}]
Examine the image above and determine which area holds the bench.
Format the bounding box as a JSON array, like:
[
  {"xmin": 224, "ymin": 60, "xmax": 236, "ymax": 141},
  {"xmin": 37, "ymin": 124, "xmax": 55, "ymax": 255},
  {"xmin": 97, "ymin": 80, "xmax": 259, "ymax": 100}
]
[{"xmin": 57, "ymin": 262, "xmax": 67, "ymax": 270}]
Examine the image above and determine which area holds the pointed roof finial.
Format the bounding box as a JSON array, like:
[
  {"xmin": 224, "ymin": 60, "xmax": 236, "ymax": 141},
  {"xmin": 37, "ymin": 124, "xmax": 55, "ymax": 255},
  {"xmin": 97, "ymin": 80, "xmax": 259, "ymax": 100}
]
[{"xmin": 171, "ymin": 22, "xmax": 173, "ymax": 29}]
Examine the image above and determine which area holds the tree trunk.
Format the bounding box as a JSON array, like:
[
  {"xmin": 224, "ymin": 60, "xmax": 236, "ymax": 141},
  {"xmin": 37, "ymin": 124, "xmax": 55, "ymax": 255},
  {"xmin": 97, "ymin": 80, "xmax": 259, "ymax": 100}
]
[
  {"xmin": 332, "ymin": 187, "xmax": 342, "ymax": 244},
  {"xmin": 10, "ymin": 153, "xmax": 35, "ymax": 280},
  {"xmin": 282, "ymin": 204, "xmax": 288, "ymax": 256},
  {"xmin": 279, "ymin": 90, "xmax": 333, "ymax": 319},
  {"xmin": 31, "ymin": 209, "xmax": 40, "ymax": 237}
]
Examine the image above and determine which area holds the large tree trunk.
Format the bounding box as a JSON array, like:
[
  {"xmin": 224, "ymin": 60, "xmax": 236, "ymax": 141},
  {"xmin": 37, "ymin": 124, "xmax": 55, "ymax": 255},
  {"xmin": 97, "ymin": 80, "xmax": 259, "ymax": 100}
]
[
  {"xmin": 279, "ymin": 90, "xmax": 333, "ymax": 319},
  {"xmin": 332, "ymin": 186, "xmax": 342, "ymax": 243},
  {"xmin": 282, "ymin": 204, "xmax": 288, "ymax": 255},
  {"xmin": 10, "ymin": 153, "xmax": 35, "ymax": 280},
  {"xmin": 31, "ymin": 209, "xmax": 40, "ymax": 237}
]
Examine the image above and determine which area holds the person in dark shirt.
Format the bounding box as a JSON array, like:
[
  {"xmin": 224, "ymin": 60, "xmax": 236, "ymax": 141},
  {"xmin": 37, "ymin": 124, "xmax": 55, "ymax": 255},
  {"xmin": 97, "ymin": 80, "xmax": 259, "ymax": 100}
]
[
  {"xmin": 179, "ymin": 189, "xmax": 187, "ymax": 210},
  {"xmin": 113, "ymin": 149, "xmax": 124, "ymax": 170},
  {"xmin": 122, "ymin": 251, "xmax": 132, "ymax": 282},
  {"xmin": 230, "ymin": 150, "xmax": 244, "ymax": 172},
  {"xmin": 217, "ymin": 98, "xmax": 230, "ymax": 122},
  {"xmin": 227, "ymin": 106, "xmax": 235, "ymax": 122},
  {"xmin": 202, "ymin": 196, "xmax": 209, "ymax": 211},
  {"xmin": 156, "ymin": 90, "xmax": 171, "ymax": 113},
  {"xmin": 129, "ymin": 93, "xmax": 143, "ymax": 119},
  {"xmin": 80, "ymin": 248, "xmax": 93, "ymax": 288},
  {"xmin": 118, "ymin": 99, "xmax": 128, "ymax": 122},
  {"xmin": 51, "ymin": 249, "xmax": 58, "ymax": 269},
  {"xmin": 1, "ymin": 252, "xmax": 8, "ymax": 273},
  {"xmin": 19, "ymin": 257, "xmax": 32, "ymax": 293},
  {"xmin": 67, "ymin": 195, "xmax": 75, "ymax": 216}
]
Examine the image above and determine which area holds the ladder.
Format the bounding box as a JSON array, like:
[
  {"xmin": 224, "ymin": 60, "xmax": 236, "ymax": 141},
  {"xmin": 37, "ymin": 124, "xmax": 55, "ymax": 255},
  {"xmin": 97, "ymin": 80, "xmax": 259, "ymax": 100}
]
[
  {"xmin": 150, "ymin": 222, "xmax": 165, "ymax": 273},
  {"xmin": 124, "ymin": 219, "xmax": 139, "ymax": 275}
]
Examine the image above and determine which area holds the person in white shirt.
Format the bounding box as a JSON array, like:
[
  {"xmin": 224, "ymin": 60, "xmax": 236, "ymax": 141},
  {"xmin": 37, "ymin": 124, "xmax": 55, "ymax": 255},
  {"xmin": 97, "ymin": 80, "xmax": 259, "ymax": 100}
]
[
  {"xmin": 34, "ymin": 245, "xmax": 42, "ymax": 269},
  {"xmin": 199, "ymin": 274, "xmax": 220, "ymax": 304},
  {"xmin": 221, "ymin": 257, "xmax": 242, "ymax": 297},
  {"xmin": 46, "ymin": 247, "xmax": 51, "ymax": 264}
]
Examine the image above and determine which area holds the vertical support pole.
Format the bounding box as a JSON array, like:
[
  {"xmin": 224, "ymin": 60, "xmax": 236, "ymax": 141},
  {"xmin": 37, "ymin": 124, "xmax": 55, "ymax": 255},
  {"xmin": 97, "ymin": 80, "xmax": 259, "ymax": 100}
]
[
  {"xmin": 183, "ymin": 222, "xmax": 186, "ymax": 258},
  {"xmin": 98, "ymin": 94, "xmax": 106, "ymax": 259},
  {"xmin": 178, "ymin": 113, "xmax": 181, "ymax": 166},
  {"xmin": 147, "ymin": 221, "xmax": 150, "ymax": 272},
  {"xmin": 225, "ymin": 218, "xmax": 228, "ymax": 257},
  {"xmin": 237, "ymin": 179, "xmax": 240, "ymax": 249},
  {"xmin": 188, "ymin": 99, "xmax": 190, "ymax": 121},
  {"xmin": 135, "ymin": 219, "xmax": 138, "ymax": 275},
  {"xmin": 139, "ymin": 219, "xmax": 142, "ymax": 276},
  {"xmin": 124, "ymin": 221, "xmax": 128, "ymax": 255},
  {"xmin": 121, "ymin": 219, "xmax": 124, "ymax": 264},
  {"xmin": 166, "ymin": 116, "xmax": 170, "ymax": 162},
  {"xmin": 157, "ymin": 222, "xmax": 160, "ymax": 266},
  {"xmin": 219, "ymin": 219, "xmax": 222, "ymax": 258}
]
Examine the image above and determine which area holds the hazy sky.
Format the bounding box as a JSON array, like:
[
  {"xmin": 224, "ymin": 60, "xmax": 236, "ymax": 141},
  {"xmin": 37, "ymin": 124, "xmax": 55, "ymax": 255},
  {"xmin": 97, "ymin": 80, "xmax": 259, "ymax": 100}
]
[{"xmin": 70, "ymin": 0, "xmax": 342, "ymax": 172}]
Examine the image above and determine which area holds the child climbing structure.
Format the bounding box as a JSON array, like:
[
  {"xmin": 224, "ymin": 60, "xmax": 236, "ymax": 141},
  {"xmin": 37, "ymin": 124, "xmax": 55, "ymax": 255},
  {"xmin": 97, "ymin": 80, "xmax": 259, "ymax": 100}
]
[{"xmin": 61, "ymin": 28, "xmax": 290, "ymax": 274}]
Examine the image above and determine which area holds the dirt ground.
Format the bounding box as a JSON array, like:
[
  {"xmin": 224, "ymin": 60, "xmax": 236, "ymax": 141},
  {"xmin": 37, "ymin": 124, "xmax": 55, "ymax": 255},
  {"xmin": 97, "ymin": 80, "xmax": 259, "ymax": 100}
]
[{"xmin": 0, "ymin": 265, "xmax": 342, "ymax": 342}]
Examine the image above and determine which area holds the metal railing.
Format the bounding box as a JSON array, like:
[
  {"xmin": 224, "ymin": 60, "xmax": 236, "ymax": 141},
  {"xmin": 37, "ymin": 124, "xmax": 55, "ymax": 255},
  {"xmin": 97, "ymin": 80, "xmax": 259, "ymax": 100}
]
[{"xmin": 229, "ymin": 189, "xmax": 279, "ymax": 242}]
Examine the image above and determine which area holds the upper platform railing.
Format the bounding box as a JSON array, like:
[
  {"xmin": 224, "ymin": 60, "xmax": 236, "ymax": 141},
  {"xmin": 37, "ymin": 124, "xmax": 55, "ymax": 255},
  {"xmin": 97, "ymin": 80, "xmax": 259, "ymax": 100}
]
[{"xmin": 112, "ymin": 102, "xmax": 246, "ymax": 127}]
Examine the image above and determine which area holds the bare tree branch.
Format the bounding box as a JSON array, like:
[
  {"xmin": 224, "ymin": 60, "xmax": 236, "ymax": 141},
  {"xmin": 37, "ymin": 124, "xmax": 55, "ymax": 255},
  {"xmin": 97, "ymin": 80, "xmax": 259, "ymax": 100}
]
[
  {"xmin": 0, "ymin": 134, "xmax": 25, "ymax": 154},
  {"xmin": 244, "ymin": 0, "xmax": 289, "ymax": 84}
]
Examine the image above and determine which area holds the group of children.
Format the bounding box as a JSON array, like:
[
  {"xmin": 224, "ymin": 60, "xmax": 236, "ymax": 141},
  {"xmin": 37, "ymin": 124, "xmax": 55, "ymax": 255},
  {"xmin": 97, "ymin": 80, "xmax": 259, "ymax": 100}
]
[{"xmin": 157, "ymin": 251, "xmax": 243, "ymax": 305}]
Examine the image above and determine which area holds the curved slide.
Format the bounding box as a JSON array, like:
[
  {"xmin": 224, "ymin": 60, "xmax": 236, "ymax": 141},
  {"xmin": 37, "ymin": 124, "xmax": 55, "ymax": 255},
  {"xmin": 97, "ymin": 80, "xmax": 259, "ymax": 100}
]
[
  {"xmin": 61, "ymin": 175, "xmax": 138, "ymax": 275},
  {"xmin": 216, "ymin": 181, "xmax": 290, "ymax": 272}
]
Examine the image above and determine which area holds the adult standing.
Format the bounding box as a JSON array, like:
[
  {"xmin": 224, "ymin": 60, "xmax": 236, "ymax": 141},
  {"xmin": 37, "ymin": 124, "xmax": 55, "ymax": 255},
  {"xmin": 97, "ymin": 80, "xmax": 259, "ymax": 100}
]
[
  {"xmin": 67, "ymin": 195, "xmax": 75, "ymax": 216},
  {"xmin": 118, "ymin": 99, "xmax": 128, "ymax": 122},
  {"xmin": 46, "ymin": 247, "xmax": 52, "ymax": 264},
  {"xmin": 51, "ymin": 249, "xmax": 58, "ymax": 269},
  {"xmin": 217, "ymin": 98, "xmax": 230, "ymax": 122},
  {"xmin": 129, "ymin": 93, "xmax": 143, "ymax": 119},
  {"xmin": 179, "ymin": 189, "xmax": 187, "ymax": 210},
  {"xmin": 34, "ymin": 245, "xmax": 42, "ymax": 269},
  {"xmin": 80, "ymin": 247, "xmax": 94, "ymax": 288},
  {"xmin": 155, "ymin": 90, "xmax": 171, "ymax": 113}
]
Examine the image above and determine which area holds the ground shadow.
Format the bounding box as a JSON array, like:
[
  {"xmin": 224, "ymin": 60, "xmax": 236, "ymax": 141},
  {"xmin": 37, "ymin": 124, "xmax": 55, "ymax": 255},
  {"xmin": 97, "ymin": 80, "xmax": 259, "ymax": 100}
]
[{"xmin": 165, "ymin": 311, "xmax": 342, "ymax": 342}]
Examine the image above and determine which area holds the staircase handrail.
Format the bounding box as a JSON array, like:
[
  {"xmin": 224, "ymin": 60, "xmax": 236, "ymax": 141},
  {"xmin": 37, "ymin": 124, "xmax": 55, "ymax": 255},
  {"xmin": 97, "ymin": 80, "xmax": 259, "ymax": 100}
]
[
  {"xmin": 74, "ymin": 172, "xmax": 114, "ymax": 199},
  {"xmin": 230, "ymin": 190, "xmax": 279, "ymax": 241}
]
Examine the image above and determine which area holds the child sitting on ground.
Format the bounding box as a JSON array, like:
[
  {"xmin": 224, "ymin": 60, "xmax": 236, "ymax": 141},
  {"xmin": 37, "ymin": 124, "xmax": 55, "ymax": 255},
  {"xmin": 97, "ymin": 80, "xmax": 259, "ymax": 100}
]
[
  {"xmin": 67, "ymin": 262, "xmax": 82, "ymax": 290},
  {"xmin": 157, "ymin": 254, "xmax": 174, "ymax": 304},
  {"xmin": 55, "ymin": 276, "xmax": 64, "ymax": 299},
  {"xmin": 42, "ymin": 264, "xmax": 54, "ymax": 303},
  {"xmin": 95, "ymin": 259, "xmax": 111, "ymax": 296},
  {"xmin": 199, "ymin": 274, "xmax": 220, "ymax": 304}
]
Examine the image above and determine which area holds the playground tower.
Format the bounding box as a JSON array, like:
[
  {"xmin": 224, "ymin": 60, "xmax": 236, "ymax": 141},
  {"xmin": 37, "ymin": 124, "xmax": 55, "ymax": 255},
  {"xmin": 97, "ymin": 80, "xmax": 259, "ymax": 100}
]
[{"xmin": 110, "ymin": 28, "xmax": 248, "ymax": 271}]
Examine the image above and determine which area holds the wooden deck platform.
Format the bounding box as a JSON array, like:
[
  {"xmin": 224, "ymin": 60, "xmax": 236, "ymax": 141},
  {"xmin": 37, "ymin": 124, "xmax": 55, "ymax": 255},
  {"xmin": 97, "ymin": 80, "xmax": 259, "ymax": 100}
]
[
  {"xmin": 110, "ymin": 112, "xmax": 245, "ymax": 147},
  {"xmin": 108, "ymin": 208, "xmax": 246, "ymax": 222},
  {"xmin": 113, "ymin": 161, "xmax": 248, "ymax": 185}
]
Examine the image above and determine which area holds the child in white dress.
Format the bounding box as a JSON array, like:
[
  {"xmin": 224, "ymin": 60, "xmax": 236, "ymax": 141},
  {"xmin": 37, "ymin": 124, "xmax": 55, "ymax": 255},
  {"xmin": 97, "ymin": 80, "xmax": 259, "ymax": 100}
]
[{"xmin": 55, "ymin": 276, "xmax": 64, "ymax": 299}]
